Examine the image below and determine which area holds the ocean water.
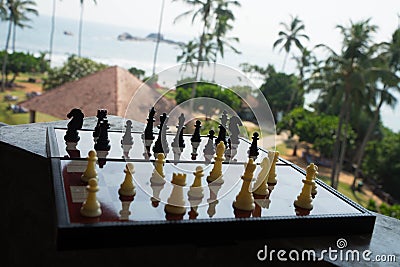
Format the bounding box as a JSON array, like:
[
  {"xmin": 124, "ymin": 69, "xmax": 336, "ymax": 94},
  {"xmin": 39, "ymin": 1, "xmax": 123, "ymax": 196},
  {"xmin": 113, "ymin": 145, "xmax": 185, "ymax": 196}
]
[
  {"xmin": 0, "ymin": 15, "xmax": 184, "ymax": 72},
  {"xmin": 0, "ymin": 15, "xmax": 398, "ymax": 132}
]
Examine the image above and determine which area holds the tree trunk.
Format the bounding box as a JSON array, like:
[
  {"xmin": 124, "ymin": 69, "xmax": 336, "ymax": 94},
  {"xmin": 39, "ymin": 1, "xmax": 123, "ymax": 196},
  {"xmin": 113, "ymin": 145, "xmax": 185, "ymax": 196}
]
[
  {"xmin": 190, "ymin": 11, "xmax": 209, "ymax": 111},
  {"xmin": 286, "ymin": 88, "xmax": 298, "ymax": 113},
  {"xmin": 152, "ymin": 0, "xmax": 165, "ymax": 76},
  {"xmin": 292, "ymin": 143, "xmax": 298, "ymax": 156},
  {"xmin": 12, "ymin": 23, "xmax": 16, "ymax": 52},
  {"xmin": 212, "ymin": 57, "xmax": 217, "ymax": 82},
  {"xmin": 334, "ymin": 104, "xmax": 350, "ymax": 188},
  {"xmin": 287, "ymin": 69, "xmax": 305, "ymax": 113},
  {"xmin": 282, "ymin": 52, "xmax": 289, "ymax": 72},
  {"xmin": 9, "ymin": 72, "xmax": 18, "ymax": 86},
  {"xmin": 330, "ymin": 92, "xmax": 347, "ymax": 188},
  {"xmin": 351, "ymin": 97, "xmax": 384, "ymax": 190},
  {"xmin": 1, "ymin": 19, "xmax": 13, "ymax": 91},
  {"xmin": 49, "ymin": 0, "xmax": 56, "ymax": 64},
  {"xmin": 78, "ymin": 2, "xmax": 84, "ymax": 57}
]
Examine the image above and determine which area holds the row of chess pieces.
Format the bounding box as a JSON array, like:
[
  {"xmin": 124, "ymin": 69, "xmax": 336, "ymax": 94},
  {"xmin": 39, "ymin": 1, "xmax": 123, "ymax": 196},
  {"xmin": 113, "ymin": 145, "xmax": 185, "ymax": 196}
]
[
  {"xmin": 63, "ymin": 107, "xmax": 261, "ymax": 163},
  {"xmin": 140, "ymin": 107, "xmax": 261, "ymax": 162},
  {"xmin": 79, "ymin": 138, "xmax": 320, "ymax": 220}
]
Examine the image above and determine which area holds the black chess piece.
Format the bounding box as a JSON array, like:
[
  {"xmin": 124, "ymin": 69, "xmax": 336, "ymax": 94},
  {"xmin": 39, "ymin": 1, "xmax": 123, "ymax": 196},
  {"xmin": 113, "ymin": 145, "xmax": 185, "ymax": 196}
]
[
  {"xmin": 93, "ymin": 109, "xmax": 107, "ymax": 139},
  {"xmin": 227, "ymin": 115, "xmax": 242, "ymax": 160},
  {"xmin": 191, "ymin": 120, "xmax": 202, "ymax": 143},
  {"xmin": 172, "ymin": 114, "xmax": 185, "ymax": 162},
  {"xmin": 64, "ymin": 108, "xmax": 84, "ymax": 142},
  {"xmin": 215, "ymin": 110, "xmax": 228, "ymax": 146},
  {"xmin": 203, "ymin": 130, "xmax": 216, "ymax": 163},
  {"xmin": 228, "ymin": 116, "xmax": 242, "ymax": 145},
  {"xmin": 121, "ymin": 120, "xmax": 134, "ymax": 146},
  {"xmin": 143, "ymin": 107, "xmax": 156, "ymax": 141},
  {"xmin": 248, "ymin": 132, "xmax": 260, "ymax": 159},
  {"xmin": 153, "ymin": 113, "xmax": 169, "ymax": 155},
  {"xmin": 190, "ymin": 120, "xmax": 202, "ymax": 160},
  {"xmin": 172, "ymin": 113, "xmax": 185, "ymax": 149},
  {"xmin": 94, "ymin": 119, "xmax": 111, "ymax": 151}
]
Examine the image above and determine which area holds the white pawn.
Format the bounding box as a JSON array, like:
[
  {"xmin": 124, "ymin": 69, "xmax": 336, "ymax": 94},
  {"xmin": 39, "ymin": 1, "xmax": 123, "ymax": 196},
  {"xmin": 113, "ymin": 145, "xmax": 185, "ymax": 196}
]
[
  {"xmin": 81, "ymin": 150, "xmax": 98, "ymax": 182},
  {"xmin": 233, "ymin": 158, "xmax": 256, "ymax": 211},
  {"xmin": 253, "ymin": 156, "xmax": 271, "ymax": 196},
  {"xmin": 80, "ymin": 178, "xmax": 102, "ymax": 217},
  {"xmin": 118, "ymin": 163, "xmax": 136, "ymax": 197},
  {"xmin": 206, "ymin": 141, "xmax": 225, "ymax": 184},
  {"xmin": 188, "ymin": 166, "xmax": 204, "ymax": 199},
  {"xmin": 150, "ymin": 153, "xmax": 166, "ymax": 185}
]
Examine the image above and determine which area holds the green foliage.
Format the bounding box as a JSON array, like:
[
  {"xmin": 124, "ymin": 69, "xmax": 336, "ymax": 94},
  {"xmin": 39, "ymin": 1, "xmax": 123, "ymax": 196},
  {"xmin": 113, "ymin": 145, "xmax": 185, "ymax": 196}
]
[
  {"xmin": 43, "ymin": 55, "xmax": 107, "ymax": 90},
  {"xmin": 128, "ymin": 67, "xmax": 145, "ymax": 80},
  {"xmin": 362, "ymin": 128, "xmax": 400, "ymax": 199},
  {"xmin": 175, "ymin": 82, "xmax": 241, "ymax": 114},
  {"xmin": 0, "ymin": 50, "xmax": 48, "ymax": 85},
  {"xmin": 367, "ymin": 199, "xmax": 400, "ymax": 220},
  {"xmin": 259, "ymin": 71, "xmax": 303, "ymax": 121},
  {"xmin": 277, "ymin": 108, "xmax": 356, "ymax": 157},
  {"xmin": 0, "ymin": 50, "xmax": 48, "ymax": 74}
]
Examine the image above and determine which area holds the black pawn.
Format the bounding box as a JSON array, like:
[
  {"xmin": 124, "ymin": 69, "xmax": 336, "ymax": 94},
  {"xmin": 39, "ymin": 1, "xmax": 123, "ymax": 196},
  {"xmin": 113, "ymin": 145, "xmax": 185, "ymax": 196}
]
[
  {"xmin": 191, "ymin": 120, "xmax": 202, "ymax": 143},
  {"xmin": 248, "ymin": 132, "xmax": 259, "ymax": 159},
  {"xmin": 121, "ymin": 120, "xmax": 134, "ymax": 146},
  {"xmin": 95, "ymin": 119, "xmax": 111, "ymax": 151}
]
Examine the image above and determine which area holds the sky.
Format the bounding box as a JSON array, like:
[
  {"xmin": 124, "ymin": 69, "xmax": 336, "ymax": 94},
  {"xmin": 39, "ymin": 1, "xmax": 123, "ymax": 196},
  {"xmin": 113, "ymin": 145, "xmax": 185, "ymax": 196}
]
[
  {"xmin": 33, "ymin": 0, "xmax": 400, "ymax": 75},
  {"xmin": 35, "ymin": 0, "xmax": 400, "ymax": 51},
  {"xmin": 31, "ymin": 0, "xmax": 400, "ymax": 131}
]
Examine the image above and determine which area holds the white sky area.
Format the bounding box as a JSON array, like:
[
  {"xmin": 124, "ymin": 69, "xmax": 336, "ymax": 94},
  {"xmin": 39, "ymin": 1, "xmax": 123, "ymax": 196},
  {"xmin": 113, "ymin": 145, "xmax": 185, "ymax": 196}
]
[
  {"xmin": 33, "ymin": 0, "xmax": 400, "ymax": 131},
  {"xmin": 36, "ymin": 0, "xmax": 399, "ymax": 50}
]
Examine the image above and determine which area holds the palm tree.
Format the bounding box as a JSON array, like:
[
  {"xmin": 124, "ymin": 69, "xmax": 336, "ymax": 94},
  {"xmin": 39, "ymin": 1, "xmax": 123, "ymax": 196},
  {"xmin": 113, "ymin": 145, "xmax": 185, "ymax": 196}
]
[
  {"xmin": 177, "ymin": 39, "xmax": 199, "ymax": 73},
  {"xmin": 1, "ymin": 0, "xmax": 38, "ymax": 91},
  {"xmin": 289, "ymin": 47, "xmax": 315, "ymax": 112},
  {"xmin": 211, "ymin": 0, "xmax": 240, "ymax": 80},
  {"xmin": 273, "ymin": 15, "xmax": 309, "ymax": 72},
  {"xmin": 78, "ymin": 0, "xmax": 97, "ymax": 57},
  {"xmin": 311, "ymin": 19, "xmax": 378, "ymax": 188},
  {"xmin": 351, "ymin": 28, "xmax": 400, "ymax": 189},
  {"xmin": 177, "ymin": 36, "xmax": 216, "ymax": 74},
  {"xmin": 10, "ymin": 0, "xmax": 38, "ymax": 52},
  {"xmin": 0, "ymin": 1, "xmax": 7, "ymax": 39},
  {"xmin": 213, "ymin": 0, "xmax": 240, "ymax": 59},
  {"xmin": 174, "ymin": 0, "xmax": 213, "ymax": 81},
  {"xmin": 174, "ymin": 0, "xmax": 240, "ymax": 110}
]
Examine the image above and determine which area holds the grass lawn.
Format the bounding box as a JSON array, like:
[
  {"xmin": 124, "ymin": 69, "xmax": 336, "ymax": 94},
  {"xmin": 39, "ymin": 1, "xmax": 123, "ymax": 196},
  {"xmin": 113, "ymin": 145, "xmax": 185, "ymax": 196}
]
[
  {"xmin": 0, "ymin": 74, "xmax": 60, "ymax": 125},
  {"xmin": 316, "ymin": 175, "xmax": 370, "ymax": 207}
]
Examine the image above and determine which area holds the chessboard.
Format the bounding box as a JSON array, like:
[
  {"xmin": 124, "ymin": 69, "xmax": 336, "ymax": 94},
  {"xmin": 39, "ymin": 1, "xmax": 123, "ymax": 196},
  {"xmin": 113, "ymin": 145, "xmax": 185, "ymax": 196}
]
[{"xmin": 47, "ymin": 110, "xmax": 376, "ymax": 250}]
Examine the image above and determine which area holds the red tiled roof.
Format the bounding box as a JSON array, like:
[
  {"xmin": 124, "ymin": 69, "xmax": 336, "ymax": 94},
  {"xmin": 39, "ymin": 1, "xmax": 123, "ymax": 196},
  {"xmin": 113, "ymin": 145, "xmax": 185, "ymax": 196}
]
[{"xmin": 20, "ymin": 66, "xmax": 176, "ymax": 123}]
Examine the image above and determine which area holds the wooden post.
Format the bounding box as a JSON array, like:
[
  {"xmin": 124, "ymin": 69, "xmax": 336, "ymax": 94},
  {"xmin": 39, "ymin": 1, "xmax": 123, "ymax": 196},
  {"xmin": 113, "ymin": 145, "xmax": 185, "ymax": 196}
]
[{"xmin": 29, "ymin": 110, "xmax": 36, "ymax": 123}]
